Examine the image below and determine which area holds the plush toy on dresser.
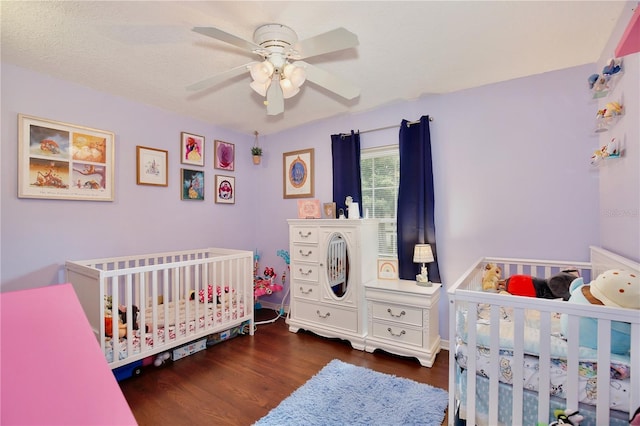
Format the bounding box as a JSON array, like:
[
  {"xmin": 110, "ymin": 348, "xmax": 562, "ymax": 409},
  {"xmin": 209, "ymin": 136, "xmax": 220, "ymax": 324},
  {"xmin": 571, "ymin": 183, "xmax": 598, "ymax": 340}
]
[{"xmin": 561, "ymin": 269, "xmax": 640, "ymax": 355}]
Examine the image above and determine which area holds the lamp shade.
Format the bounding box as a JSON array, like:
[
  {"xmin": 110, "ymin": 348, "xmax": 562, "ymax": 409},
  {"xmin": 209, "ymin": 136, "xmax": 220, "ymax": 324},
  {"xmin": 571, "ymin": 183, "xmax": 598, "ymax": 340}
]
[
  {"xmin": 249, "ymin": 60, "xmax": 274, "ymax": 84},
  {"xmin": 413, "ymin": 244, "xmax": 434, "ymax": 263}
]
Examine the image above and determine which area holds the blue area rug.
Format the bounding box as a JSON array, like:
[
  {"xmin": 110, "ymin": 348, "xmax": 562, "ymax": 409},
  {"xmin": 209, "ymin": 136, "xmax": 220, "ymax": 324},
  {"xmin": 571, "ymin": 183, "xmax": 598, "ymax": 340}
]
[{"xmin": 254, "ymin": 359, "xmax": 448, "ymax": 426}]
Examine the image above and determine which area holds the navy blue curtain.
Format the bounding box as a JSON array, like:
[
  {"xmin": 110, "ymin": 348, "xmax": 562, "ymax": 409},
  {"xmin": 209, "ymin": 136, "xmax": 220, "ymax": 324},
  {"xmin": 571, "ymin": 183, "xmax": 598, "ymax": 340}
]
[
  {"xmin": 331, "ymin": 131, "xmax": 362, "ymax": 216},
  {"xmin": 397, "ymin": 116, "xmax": 441, "ymax": 282}
]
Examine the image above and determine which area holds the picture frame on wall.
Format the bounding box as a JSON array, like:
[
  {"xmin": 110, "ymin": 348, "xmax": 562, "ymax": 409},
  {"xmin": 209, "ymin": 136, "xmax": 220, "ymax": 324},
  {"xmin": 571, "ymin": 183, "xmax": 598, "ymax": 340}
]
[
  {"xmin": 283, "ymin": 148, "xmax": 314, "ymax": 199},
  {"xmin": 214, "ymin": 174, "xmax": 235, "ymax": 204},
  {"xmin": 214, "ymin": 140, "xmax": 235, "ymax": 171},
  {"xmin": 17, "ymin": 113, "xmax": 115, "ymax": 201},
  {"xmin": 136, "ymin": 146, "xmax": 168, "ymax": 186},
  {"xmin": 180, "ymin": 132, "xmax": 204, "ymax": 167},
  {"xmin": 180, "ymin": 168, "xmax": 204, "ymax": 200}
]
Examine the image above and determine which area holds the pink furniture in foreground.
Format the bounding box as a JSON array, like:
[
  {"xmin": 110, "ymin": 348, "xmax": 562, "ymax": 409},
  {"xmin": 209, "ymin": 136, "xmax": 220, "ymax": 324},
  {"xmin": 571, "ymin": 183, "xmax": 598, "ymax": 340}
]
[{"xmin": 1, "ymin": 283, "xmax": 137, "ymax": 425}]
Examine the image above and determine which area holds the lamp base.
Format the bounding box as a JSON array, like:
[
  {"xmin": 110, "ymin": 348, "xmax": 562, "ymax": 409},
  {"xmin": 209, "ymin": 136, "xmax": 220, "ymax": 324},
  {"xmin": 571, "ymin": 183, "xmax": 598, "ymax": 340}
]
[{"xmin": 415, "ymin": 280, "xmax": 433, "ymax": 287}]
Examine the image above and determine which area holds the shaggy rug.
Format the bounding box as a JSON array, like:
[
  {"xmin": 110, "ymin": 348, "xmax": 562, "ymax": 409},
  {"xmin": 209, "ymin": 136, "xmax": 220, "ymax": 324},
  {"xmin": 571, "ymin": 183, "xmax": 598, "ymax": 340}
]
[{"xmin": 254, "ymin": 359, "xmax": 448, "ymax": 426}]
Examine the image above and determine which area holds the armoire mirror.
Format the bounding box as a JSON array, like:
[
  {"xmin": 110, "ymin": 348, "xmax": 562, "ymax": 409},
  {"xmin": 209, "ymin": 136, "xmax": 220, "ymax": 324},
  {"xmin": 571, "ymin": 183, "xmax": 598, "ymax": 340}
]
[{"xmin": 326, "ymin": 233, "xmax": 349, "ymax": 297}]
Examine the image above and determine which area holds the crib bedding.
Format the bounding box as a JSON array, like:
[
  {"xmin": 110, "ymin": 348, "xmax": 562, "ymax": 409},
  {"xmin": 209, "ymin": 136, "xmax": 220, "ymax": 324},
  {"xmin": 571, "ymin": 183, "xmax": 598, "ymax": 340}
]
[
  {"xmin": 456, "ymin": 302, "xmax": 632, "ymax": 413},
  {"xmin": 457, "ymin": 302, "xmax": 632, "ymax": 365},
  {"xmin": 455, "ymin": 342, "xmax": 631, "ymax": 413},
  {"xmin": 106, "ymin": 299, "xmax": 245, "ymax": 362},
  {"xmin": 456, "ymin": 371, "xmax": 630, "ymax": 426}
]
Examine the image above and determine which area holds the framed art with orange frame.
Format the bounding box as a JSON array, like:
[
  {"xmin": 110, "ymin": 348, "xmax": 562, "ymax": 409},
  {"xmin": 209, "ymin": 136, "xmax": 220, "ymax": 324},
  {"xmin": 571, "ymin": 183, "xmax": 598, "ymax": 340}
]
[
  {"xmin": 181, "ymin": 132, "xmax": 204, "ymax": 166},
  {"xmin": 283, "ymin": 148, "xmax": 314, "ymax": 199},
  {"xmin": 18, "ymin": 113, "xmax": 115, "ymax": 201}
]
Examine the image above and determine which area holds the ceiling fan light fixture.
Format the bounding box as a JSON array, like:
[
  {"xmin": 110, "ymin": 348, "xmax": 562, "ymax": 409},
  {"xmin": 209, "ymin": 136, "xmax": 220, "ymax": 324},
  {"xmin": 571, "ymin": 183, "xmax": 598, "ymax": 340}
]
[
  {"xmin": 280, "ymin": 78, "xmax": 300, "ymax": 99},
  {"xmin": 250, "ymin": 79, "xmax": 271, "ymax": 97},
  {"xmin": 249, "ymin": 60, "xmax": 274, "ymax": 84},
  {"xmin": 283, "ymin": 63, "xmax": 306, "ymax": 88}
]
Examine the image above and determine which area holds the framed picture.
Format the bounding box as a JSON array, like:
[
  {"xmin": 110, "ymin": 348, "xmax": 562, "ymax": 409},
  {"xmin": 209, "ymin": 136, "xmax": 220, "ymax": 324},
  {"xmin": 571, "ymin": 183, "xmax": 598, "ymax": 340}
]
[
  {"xmin": 180, "ymin": 168, "xmax": 204, "ymax": 200},
  {"xmin": 136, "ymin": 146, "xmax": 168, "ymax": 186},
  {"xmin": 377, "ymin": 259, "xmax": 399, "ymax": 280},
  {"xmin": 214, "ymin": 140, "xmax": 235, "ymax": 171},
  {"xmin": 283, "ymin": 148, "xmax": 314, "ymax": 199},
  {"xmin": 180, "ymin": 132, "xmax": 204, "ymax": 166},
  {"xmin": 323, "ymin": 202, "xmax": 337, "ymax": 219},
  {"xmin": 214, "ymin": 174, "xmax": 235, "ymax": 204},
  {"xmin": 297, "ymin": 199, "xmax": 321, "ymax": 218},
  {"xmin": 18, "ymin": 114, "xmax": 115, "ymax": 201}
]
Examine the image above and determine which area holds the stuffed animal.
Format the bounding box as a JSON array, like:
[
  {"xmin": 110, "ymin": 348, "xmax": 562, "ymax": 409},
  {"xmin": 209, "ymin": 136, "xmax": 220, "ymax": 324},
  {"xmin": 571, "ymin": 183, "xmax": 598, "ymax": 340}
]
[
  {"xmin": 499, "ymin": 269, "xmax": 579, "ymax": 300},
  {"xmin": 602, "ymin": 58, "xmax": 623, "ymax": 76},
  {"xmin": 603, "ymin": 101, "xmax": 623, "ymax": 117},
  {"xmin": 550, "ymin": 408, "xmax": 584, "ymax": 426},
  {"xmin": 561, "ymin": 269, "xmax": 640, "ymax": 355},
  {"xmin": 482, "ymin": 263, "xmax": 502, "ymax": 291}
]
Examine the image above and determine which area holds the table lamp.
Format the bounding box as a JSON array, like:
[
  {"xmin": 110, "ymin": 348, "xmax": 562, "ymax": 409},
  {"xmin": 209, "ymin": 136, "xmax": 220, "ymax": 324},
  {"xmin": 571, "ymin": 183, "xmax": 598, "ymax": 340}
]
[{"xmin": 413, "ymin": 244, "xmax": 434, "ymax": 287}]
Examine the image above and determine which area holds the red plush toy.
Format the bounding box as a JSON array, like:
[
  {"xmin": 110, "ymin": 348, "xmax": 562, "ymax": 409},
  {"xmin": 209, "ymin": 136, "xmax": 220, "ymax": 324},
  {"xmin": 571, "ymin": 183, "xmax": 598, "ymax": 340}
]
[{"xmin": 499, "ymin": 269, "xmax": 579, "ymax": 301}]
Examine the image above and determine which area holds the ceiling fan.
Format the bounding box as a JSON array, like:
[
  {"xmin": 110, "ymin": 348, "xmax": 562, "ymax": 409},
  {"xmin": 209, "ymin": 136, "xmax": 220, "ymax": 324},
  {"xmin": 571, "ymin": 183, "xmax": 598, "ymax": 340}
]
[{"xmin": 187, "ymin": 23, "xmax": 360, "ymax": 116}]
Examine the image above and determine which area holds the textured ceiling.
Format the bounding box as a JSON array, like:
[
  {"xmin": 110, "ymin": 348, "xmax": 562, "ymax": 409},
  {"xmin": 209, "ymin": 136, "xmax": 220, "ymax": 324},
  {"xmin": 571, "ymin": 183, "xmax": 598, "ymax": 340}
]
[{"xmin": 1, "ymin": 1, "xmax": 628, "ymax": 136}]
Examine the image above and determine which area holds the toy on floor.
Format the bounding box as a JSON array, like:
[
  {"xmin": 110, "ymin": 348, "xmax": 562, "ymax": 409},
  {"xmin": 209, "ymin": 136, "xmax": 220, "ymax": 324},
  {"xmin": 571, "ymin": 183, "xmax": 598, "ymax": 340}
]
[
  {"xmin": 153, "ymin": 351, "xmax": 171, "ymax": 367},
  {"xmin": 549, "ymin": 408, "xmax": 583, "ymax": 425}
]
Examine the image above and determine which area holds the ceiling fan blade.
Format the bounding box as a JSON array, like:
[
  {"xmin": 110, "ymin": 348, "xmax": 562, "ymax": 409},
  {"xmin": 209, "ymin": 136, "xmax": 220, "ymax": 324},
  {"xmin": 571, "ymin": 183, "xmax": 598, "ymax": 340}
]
[
  {"xmin": 186, "ymin": 63, "xmax": 253, "ymax": 92},
  {"xmin": 292, "ymin": 28, "xmax": 359, "ymax": 59},
  {"xmin": 192, "ymin": 27, "xmax": 261, "ymax": 52},
  {"xmin": 293, "ymin": 61, "xmax": 360, "ymax": 100},
  {"xmin": 266, "ymin": 78, "xmax": 284, "ymax": 116}
]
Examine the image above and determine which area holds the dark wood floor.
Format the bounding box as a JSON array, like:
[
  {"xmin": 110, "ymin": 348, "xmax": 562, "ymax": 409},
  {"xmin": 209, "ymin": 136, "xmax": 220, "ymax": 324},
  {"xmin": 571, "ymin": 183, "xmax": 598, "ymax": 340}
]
[{"xmin": 119, "ymin": 309, "xmax": 450, "ymax": 425}]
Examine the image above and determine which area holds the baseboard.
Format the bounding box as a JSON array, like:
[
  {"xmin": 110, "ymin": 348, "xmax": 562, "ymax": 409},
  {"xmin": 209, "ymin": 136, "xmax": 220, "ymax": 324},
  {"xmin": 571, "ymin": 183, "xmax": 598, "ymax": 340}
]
[{"xmin": 440, "ymin": 338, "xmax": 449, "ymax": 352}]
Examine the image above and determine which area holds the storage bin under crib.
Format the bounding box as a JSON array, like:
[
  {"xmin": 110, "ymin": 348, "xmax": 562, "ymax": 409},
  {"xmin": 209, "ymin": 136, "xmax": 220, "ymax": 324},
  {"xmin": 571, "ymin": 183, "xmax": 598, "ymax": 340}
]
[
  {"xmin": 447, "ymin": 246, "xmax": 640, "ymax": 426},
  {"xmin": 66, "ymin": 248, "xmax": 254, "ymax": 369}
]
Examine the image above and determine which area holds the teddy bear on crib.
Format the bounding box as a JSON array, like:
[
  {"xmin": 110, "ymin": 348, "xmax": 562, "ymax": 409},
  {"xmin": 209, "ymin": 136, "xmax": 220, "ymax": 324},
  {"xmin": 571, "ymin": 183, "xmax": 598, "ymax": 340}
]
[
  {"xmin": 561, "ymin": 269, "xmax": 639, "ymax": 355},
  {"xmin": 482, "ymin": 263, "xmax": 502, "ymax": 291}
]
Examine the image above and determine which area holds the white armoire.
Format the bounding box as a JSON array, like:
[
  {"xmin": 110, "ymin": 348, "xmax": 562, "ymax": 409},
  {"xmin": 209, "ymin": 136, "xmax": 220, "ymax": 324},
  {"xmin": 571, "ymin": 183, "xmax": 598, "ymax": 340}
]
[{"xmin": 286, "ymin": 219, "xmax": 378, "ymax": 350}]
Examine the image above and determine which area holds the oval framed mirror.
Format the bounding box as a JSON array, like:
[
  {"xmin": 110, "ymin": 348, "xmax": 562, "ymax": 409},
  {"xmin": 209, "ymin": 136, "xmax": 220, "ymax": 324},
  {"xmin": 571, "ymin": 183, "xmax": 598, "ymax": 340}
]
[{"xmin": 326, "ymin": 233, "xmax": 349, "ymax": 298}]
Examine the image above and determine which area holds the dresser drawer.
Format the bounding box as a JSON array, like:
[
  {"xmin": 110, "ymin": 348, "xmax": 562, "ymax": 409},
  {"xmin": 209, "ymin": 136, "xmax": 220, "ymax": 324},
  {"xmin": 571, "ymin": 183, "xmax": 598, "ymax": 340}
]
[
  {"xmin": 371, "ymin": 321, "xmax": 422, "ymax": 347},
  {"xmin": 292, "ymin": 263, "xmax": 320, "ymax": 282},
  {"xmin": 292, "ymin": 244, "xmax": 320, "ymax": 263},
  {"xmin": 293, "ymin": 282, "xmax": 319, "ymax": 301},
  {"xmin": 295, "ymin": 300, "xmax": 358, "ymax": 333},
  {"xmin": 291, "ymin": 227, "xmax": 319, "ymax": 244},
  {"xmin": 371, "ymin": 302, "xmax": 423, "ymax": 327}
]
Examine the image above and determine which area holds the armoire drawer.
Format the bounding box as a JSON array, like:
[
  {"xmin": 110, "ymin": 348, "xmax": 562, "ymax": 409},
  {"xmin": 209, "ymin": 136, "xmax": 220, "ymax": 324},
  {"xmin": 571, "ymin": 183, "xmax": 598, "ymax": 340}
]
[
  {"xmin": 291, "ymin": 263, "xmax": 320, "ymax": 282},
  {"xmin": 294, "ymin": 300, "xmax": 358, "ymax": 333},
  {"xmin": 371, "ymin": 321, "xmax": 422, "ymax": 347},
  {"xmin": 291, "ymin": 227, "xmax": 319, "ymax": 244},
  {"xmin": 292, "ymin": 244, "xmax": 320, "ymax": 263},
  {"xmin": 293, "ymin": 282, "xmax": 319, "ymax": 301},
  {"xmin": 370, "ymin": 301, "xmax": 423, "ymax": 327}
]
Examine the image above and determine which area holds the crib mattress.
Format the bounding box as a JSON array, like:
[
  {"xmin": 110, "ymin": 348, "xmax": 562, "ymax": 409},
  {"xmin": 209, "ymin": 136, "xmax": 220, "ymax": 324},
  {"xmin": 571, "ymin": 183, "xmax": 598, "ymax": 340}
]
[{"xmin": 105, "ymin": 301, "xmax": 245, "ymax": 362}]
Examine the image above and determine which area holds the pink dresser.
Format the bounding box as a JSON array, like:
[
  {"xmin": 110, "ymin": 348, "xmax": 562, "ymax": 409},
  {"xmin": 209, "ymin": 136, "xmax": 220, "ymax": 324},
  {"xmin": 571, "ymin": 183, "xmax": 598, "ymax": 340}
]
[{"xmin": 1, "ymin": 283, "xmax": 137, "ymax": 425}]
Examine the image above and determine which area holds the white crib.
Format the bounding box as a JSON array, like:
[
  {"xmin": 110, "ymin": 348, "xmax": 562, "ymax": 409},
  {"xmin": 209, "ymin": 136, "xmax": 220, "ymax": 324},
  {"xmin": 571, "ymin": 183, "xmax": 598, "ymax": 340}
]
[
  {"xmin": 448, "ymin": 246, "xmax": 640, "ymax": 426},
  {"xmin": 66, "ymin": 247, "xmax": 254, "ymax": 369}
]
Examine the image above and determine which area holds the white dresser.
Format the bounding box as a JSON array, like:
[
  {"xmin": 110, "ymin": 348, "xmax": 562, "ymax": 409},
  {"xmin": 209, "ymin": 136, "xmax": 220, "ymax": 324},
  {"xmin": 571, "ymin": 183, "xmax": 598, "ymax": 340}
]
[
  {"xmin": 287, "ymin": 219, "xmax": 378, "ymax": 350},
  {"xmin": 364, "ymin": 280, "xmax": 441, "ymax": 367}
]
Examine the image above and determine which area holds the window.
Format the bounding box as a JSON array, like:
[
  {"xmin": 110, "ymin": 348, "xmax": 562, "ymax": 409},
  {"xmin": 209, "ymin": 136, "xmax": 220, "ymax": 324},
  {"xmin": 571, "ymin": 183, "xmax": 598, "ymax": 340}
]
[{"xmin": 361, "ymin": 145, "xmax": 399, "ymax": 258}]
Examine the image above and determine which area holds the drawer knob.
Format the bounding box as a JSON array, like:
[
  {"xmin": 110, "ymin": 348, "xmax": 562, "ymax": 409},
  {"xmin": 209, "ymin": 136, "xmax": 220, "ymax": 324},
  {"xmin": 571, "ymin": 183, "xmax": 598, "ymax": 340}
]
[
  {"xmin": 298, "ymin": 231, "xmax": 312, "ymax": 238},
  {"xmin": 300, "ymin": 287, "xmax": 313, "ymax": 295},
  {"xmin": 387, "ymin": 308, "xmax": 406, "ymax": 318},
  {"xmin": 299, "ymin": 249, "xmax": 313, "ymax": 257},
  {"xmin": 387, "ymin": 327, "xmax": 406, "ymax": 337},
  {"xmin": 316, "ymin": 310, "xmax": 330, "ymax": 319},
  {"xmin": 299, "ymin": 268, "xmax": 313, "ymax": 276}
]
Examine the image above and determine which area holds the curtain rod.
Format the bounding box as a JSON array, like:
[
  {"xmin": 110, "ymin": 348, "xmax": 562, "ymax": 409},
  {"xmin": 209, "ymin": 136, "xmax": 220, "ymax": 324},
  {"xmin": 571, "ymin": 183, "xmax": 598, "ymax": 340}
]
[{"xmin": 339, "ymin": 116, "xmax": 434, "ymax": 137}]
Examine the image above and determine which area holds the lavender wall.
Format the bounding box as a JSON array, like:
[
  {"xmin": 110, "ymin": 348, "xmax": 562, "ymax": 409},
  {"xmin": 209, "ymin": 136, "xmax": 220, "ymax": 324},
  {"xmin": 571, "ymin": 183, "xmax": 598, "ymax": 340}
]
[
  {"xmin": 596, "ymin": 4, "xmax": 640, "ymax": 261},
  {"xmin": 1, "ymin": 64, "xmax": 256, "ymax": 292}
]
